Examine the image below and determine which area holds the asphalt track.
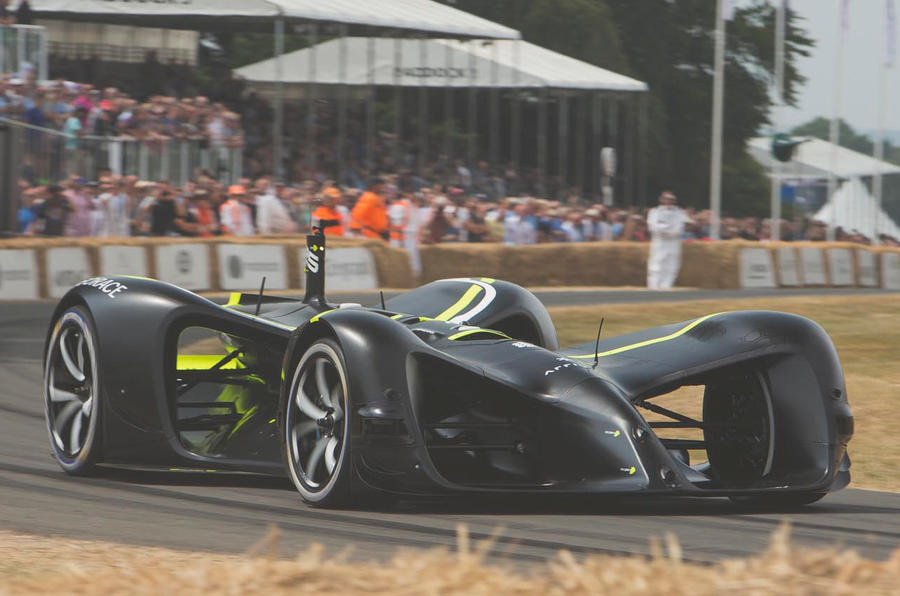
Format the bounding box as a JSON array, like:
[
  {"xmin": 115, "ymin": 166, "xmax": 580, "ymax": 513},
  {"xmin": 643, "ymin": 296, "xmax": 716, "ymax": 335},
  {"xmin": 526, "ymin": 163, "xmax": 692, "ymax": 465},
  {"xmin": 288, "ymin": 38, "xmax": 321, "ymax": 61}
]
[{"xmin": 2, "ymin": 289, "xmax": 900, "ymax": 564}]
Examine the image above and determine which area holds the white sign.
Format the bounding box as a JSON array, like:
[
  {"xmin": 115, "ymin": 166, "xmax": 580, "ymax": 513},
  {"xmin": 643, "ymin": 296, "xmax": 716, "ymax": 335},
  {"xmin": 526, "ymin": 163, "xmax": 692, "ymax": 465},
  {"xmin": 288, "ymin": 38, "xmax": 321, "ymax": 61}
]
[
  {"xmin": 739, "ymin": 248, "xmax": 776, "ymax": 289},
  {"xmin": 46, "ymin": 247, "xmax": 92, "ymax": 299},
  {"xmin": 217, "ymin": 244, "xmax": 287, "ymax": 291},
  {"xmin": 99, "ymin": 245, "xmax": 148, "ymax": 278},
  {"xmin": 776, "ymin": 246, "xmax": 800, "ymax": 286},
  {"xmin": 827, "ymin": 248, "xmax": 855, "ymax": 286},
  {"xmin": 0, "ymin": 249, "xmax": 39, "ymax": 300},
  {"xmin": 315, "ymin": 247, "xmax": 379, "ymax": 291},
  {"xmin": 883, "ymin": 252, "xmax": 900, "ymax": 290},
  {"xmin": 799, "ymin": 247, "xmax": 827, "ymax": 286},
  {"xmin": 156, "ymin": 244, "xmax": 210, "ymax": 291},
  {"xmin": 857, "ymin": 250, "xmax": 878, "ymax": 287}
]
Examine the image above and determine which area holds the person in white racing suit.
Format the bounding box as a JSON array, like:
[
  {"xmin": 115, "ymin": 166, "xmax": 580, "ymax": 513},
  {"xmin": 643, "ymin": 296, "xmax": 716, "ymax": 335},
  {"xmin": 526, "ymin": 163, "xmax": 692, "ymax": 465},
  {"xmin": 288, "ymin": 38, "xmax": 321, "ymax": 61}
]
[{"xmin": 647, "ymin": 190, "xmax": 689, "ymax": 289}]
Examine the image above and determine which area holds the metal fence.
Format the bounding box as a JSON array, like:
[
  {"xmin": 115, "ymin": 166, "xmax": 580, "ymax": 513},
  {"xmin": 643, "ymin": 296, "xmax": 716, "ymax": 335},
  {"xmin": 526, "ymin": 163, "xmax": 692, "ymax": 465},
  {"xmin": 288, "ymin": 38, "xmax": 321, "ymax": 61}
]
[
  {"xmin": 0, "ymin": 25, "xmax": 48, "ymax": 81},
  {"xmin": 6, "ymin": 119, "xmax": 243, "ymax": 185}
]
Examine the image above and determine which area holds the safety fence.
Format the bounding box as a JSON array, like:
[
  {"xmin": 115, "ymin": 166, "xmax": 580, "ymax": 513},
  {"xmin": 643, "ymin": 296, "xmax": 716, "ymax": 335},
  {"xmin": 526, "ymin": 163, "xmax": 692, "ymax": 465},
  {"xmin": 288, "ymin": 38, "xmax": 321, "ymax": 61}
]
[
  {"xmin": 0, "ymin": 239, "xmax": 897, "ymax": 301},
  {"xmin": 4, "ymin": 118, "xmax": 244, "ymax": 185}
]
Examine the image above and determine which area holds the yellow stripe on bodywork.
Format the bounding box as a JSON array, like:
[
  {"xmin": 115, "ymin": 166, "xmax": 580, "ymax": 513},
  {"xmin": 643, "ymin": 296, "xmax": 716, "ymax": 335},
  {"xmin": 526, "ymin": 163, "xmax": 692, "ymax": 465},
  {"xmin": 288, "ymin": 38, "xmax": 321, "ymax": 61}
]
[
  {"xmin": 391, "ymin": 313, "xmax": 407, "ymax": 320},
  {"xmin": 435, "ymin": 284, "xmax": 483, "ymax": 321},
  {"xmin": 176, "ymin": 355, "xmax": 243, "ymax": 370},
  {"xmin": 572, "ymin": 313, "xmax": 726, "ymax": 359},
  {"xmin": 448, "ymin": 329, "xmax": 510, "ymax": 341},
  {"xmin": 226, "ymin": 292, "xmax": 242, "ymax": 307},
  {"xmin": 310, "ymin": 309, "xmax": 336, "ymax": 323}
]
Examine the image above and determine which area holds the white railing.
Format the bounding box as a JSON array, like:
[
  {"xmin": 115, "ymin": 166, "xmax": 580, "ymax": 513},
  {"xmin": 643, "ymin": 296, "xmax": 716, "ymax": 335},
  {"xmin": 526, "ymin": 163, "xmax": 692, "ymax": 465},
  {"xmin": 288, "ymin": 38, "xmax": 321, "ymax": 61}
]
[
  {"xmin": 4, "ymin": 118, "xmax": 243, "ymax": 185},
  {"xmin": 0, "ymin": 24, "xmax": 48, "ymax": 81}
]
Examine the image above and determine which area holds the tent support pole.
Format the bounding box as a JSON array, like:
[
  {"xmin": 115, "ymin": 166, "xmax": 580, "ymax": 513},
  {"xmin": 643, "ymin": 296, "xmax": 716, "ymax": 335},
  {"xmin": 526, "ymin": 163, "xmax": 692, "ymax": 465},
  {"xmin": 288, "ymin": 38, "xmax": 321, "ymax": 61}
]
[
  {"xmin": 638, "ymin": 92, "xmax": 648, "ymax": 208},
  {"xmin": 558, "ymin": 91, "xmax": 568, "ymax": 199},
  {"xmin": 489, "ymin": 40, "xmax": 499, "ymax": 172},
  {"xmin": 624, "ymin": 96, "xmax": 635, "ymax": 208},
  {"xmin": 538, "ymin": 86, "xmax": 548, "ymax": 197},
  {"xmin": 305, "ymin": 23, "xmax": 317, "ymax": 177},
  {"xmin": 273, "ymin": 17, "xmax": 285, "ymax": 182},
  {"xmin": 418, "ymin": 37, "xmax": 428, "ymax": 175},
  {"xmin": 511, "ymin": 40, "xmax": 521, "ymax": 192},
  {"xmin": 367, "ymin": 36, "xmax": 376, "ymax": 173},
  {"xmin": 607, "ymin": 94, "xmax": 618, "ymax": 207},
  {"xmin": 592, "ymin": 93, "xmax": 601, "ymax": 200},
  {"xmin": 467, "ymin": 41, "xmax": 476, "ymax": 169},
  {"xmin": 337, "ymin": 26, "xmax": 348, "ymax": 186},
  {"xmin": 393, "ymin": 36, "xmax": 402, "ymax": 172},
  {"xmin": 575, "ymin": 92, "xmax": 586, "ymax": 195},
  {"xmin": 444, "ymin": 40, "xmax": 453, "ymax": 163}
]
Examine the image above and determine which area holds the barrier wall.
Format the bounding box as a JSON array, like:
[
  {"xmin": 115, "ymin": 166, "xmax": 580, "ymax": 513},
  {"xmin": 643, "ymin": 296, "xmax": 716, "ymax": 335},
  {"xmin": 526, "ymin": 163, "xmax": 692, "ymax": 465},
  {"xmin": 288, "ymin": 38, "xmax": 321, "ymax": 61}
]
[
  {"xmin": 1, "ymin": 238, "xmax": 899, "ymax": 301},
  {"xmin": 0, "ymin": 236, "xmax": 413, "ymax": 300}
]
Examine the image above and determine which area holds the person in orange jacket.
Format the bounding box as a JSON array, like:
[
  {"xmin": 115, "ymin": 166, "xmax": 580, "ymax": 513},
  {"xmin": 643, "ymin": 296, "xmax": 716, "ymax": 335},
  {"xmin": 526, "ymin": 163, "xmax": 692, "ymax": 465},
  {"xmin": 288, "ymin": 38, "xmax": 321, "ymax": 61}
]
[
  {"xmin": 312, "ymin": 186, "xmax": 345, "ymax": 236},
  {"xmin": 350, "ymin": 177, "xmax": 389, "ymax": 240}
]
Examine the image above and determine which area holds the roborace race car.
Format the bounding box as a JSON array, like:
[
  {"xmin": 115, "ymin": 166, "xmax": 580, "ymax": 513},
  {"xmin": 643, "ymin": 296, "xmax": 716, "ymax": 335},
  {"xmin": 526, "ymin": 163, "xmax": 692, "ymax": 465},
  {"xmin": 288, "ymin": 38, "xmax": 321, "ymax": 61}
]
[{"xmin": 43, "ymin": 227, "xmax": 853, "ymax": 508}]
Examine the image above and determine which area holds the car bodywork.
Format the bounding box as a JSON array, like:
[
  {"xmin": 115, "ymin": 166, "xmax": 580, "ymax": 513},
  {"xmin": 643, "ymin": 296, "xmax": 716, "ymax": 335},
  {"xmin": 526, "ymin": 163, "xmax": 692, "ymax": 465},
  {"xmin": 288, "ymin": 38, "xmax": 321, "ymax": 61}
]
[{"xmin": 45, "ymin": 231, "xmax": 853, "ymax": 502}]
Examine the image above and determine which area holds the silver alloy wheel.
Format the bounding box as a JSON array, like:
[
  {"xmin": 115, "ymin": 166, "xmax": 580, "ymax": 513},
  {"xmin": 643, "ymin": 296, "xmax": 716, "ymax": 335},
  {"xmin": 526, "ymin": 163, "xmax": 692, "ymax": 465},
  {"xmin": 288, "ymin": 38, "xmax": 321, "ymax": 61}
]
[
  {"xmin": 43, "ymin": 309, "xmax": 100, "ymax": 472},
  {"xmin": 285, "ymin": 342, "xmax": 349, "ymax": 503}
]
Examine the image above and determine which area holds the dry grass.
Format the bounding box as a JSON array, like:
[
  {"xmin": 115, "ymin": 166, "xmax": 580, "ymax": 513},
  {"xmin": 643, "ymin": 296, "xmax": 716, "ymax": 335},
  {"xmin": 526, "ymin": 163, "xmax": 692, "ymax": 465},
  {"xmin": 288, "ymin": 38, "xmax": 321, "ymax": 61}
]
[
  {"xmin": 3, "ymin": 525, "xmax": 900, "ymax": 595},
  {"xmin": 550, "ymin": 294, "xmax": 900, "ymax": 491}
]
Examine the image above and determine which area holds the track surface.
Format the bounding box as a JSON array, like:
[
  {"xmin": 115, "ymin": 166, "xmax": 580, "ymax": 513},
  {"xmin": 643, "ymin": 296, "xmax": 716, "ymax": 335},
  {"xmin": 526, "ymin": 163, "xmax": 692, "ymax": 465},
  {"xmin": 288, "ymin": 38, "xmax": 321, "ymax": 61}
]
[{"xmin": 2, "ymin": 290, "xmax": 900, "ymax": 564}]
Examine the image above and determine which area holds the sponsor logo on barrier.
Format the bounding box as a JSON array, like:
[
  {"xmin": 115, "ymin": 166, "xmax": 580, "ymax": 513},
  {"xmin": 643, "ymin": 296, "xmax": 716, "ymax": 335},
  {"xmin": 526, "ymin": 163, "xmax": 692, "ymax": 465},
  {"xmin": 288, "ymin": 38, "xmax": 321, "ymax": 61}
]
[
  {"xmin": 799, "ymin": 247, "xmax": 827, "ymax": 285},
  {"xmin": 47, "ymin": 247, "xmax": 91, "ymax": 299},
  {"xmin": 217, "ymin": 244, "xmax": 287, "ymax": 290},
  {"xmin": 739, "ymin": 248, "xmax": 776, "ymax": 289},
  {"xmin": 100, "ymin": 245, "xmax": 148, "ymax": 278},
  {"xmin": 156, "ymin": 244, "xmax": 209, "ymax": 290},
  {"xmin": 176, "ymin": 250, "xmax": 192, "ymax": 274}
]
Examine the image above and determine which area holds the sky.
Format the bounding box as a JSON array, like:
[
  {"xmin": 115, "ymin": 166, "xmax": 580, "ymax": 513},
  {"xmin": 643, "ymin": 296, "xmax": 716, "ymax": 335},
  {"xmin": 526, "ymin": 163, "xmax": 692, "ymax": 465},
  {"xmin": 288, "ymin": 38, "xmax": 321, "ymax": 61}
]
[{"xmin": 772, "ymin": 0, "xmax": 899, "ymax": 136}]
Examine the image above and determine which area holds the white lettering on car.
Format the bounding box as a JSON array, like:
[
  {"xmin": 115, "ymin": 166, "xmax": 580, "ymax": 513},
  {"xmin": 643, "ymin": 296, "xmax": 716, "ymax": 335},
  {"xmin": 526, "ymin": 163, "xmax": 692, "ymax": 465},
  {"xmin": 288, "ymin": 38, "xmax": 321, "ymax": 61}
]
[{"xmin": 78, "ymin": 277, "xmax": 129, "ymax": 299}]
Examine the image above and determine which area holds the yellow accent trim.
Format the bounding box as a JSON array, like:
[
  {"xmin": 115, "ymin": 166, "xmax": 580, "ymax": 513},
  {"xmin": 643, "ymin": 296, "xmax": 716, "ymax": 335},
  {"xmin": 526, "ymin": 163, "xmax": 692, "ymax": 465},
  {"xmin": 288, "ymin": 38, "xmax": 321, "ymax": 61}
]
[
  {"xmin": 572, "ymin": 313, "xmax": 726, "ymax": 359},
  {"xmin": 628, "ymin": 466, "xmax": 636, "ymax": 475},
  {"xmin": 226, "ymin": 292, "xmax": 242, "ymax": 307},
  {"xmin": 391, "ymin": 313, "xmax": 407, "ymax": 320},
  {"xmin": 480, "ymin": 277, "xmax": 496, "ymax": 284},
  {"xmin": 613, "ymin": 430, "xmax": 621, "ymax": 438},
  {"xmin": 435, "ymin": 284, "xmax": 482, "ymax": 321},
  {"xmin": 310, "ymin": 309, "xmax": 336, "ymax": 323},
  {"xmin": 268, "ymin": 418, "xmax": 276, "ymax": 424},
  {"xmin": 448, "ymin": 329, "xmax": 510, "ymax": 341},
  {"xmin": 120, "ymin": 275, "xmax": 156, "ymax": 281},
  {"xmin": 176, "ymin": 355, "xmax": 242, "ymax": 370}
]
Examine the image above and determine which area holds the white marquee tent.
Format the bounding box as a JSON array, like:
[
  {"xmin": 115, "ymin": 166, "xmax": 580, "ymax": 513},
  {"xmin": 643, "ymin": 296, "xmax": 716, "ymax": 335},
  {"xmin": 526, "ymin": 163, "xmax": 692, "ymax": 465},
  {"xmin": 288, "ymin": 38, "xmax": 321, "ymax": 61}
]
[
  {"xmin": 813, "ymin": 177, "xmax": 900, "ymax": 240},
  {"xmin": 235, "ymin": 38, "xmax": 648, "ymax": 91},
  {"xmin": 747, "ymin": 136, "xmax": 900, "ymax": 179}
]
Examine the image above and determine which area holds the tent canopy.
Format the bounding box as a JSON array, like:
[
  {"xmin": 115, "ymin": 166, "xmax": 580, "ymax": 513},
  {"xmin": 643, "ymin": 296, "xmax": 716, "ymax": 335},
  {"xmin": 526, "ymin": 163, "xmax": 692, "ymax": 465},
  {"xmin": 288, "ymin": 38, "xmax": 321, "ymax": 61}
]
[
  {"xmin": 748, "ymin": 136, "xmax": 900, "ymax": 179},
  {"xmin": 235, "ymin": 37, "xmax": 649, "ymax": 91},
  {"xmin": 813, "ymin": 177, "xmax": 900, "ymax": 239},
  {"xmin": 23, "ymin": 0, "xmax": 520, "ymax": 39}
]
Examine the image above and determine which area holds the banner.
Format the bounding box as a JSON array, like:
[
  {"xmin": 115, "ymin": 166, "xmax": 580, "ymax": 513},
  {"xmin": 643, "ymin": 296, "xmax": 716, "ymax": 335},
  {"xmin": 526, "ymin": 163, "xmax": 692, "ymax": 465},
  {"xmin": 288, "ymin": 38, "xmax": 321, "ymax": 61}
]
[
  {"xmin": 156, "ymin": 244, "xmax": 210, "ymax": 291},
  {"xmin": 311, "ymin": 247, "xmax": 379, "ymax": 291},
  {"xmin": 217, "ymin": 244, "xmax": 287, "ymax": 291},
  {"xmin": 0, "ymin": 249, "xmax": 39, "ymax": 300},
  {"xmin": 856, "ymin": 250, "xmax": 879, "ymax": 287},
  {"xmin": 827, "ymin": 248, "xmax": 855, "ymax": 286},
  {"xmin": 799, "ymin": 247, "xmax": 827, "ymax": 285},
  {"xmin": 776, "ymin": 246, "xmax": 800, "ymax": 286},
  {"xmin": 46, "ymin": 247, "xmax": 92, "ymax": 299},
  {"xmin": 739, "ymin": 248, "xmax": 776, "ymax": 288},
  {"xmin": 99, "ymin": 245, "xmax": 148, "ymax": 278}
]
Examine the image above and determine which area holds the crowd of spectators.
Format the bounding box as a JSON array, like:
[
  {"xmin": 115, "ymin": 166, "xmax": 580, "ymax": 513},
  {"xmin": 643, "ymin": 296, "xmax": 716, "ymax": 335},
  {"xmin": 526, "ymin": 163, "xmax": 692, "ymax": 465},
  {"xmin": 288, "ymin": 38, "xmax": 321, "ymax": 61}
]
[{"xmin": 16, "ymin": 172, "xmax": 899, "ymax": 249}]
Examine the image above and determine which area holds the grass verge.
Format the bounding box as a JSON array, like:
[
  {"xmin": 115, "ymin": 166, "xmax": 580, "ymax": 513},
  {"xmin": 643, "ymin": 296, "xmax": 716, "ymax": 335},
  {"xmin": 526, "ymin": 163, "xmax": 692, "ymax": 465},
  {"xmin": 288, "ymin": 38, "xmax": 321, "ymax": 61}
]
[
  {"xmin": 548, "ymin": 294, "xmax": 900, "ymax": 492},
  {"xmin": 3, "ymin": 525, "xmax": 900, "ymax": 595}
]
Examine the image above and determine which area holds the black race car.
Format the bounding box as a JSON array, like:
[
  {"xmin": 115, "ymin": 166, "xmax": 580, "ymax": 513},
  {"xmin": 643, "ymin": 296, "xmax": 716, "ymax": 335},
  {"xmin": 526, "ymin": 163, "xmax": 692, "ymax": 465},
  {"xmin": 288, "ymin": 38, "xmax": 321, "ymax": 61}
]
[{"xmin": 43, "ymin": 228, "xmax": 853, "ymax": 507}]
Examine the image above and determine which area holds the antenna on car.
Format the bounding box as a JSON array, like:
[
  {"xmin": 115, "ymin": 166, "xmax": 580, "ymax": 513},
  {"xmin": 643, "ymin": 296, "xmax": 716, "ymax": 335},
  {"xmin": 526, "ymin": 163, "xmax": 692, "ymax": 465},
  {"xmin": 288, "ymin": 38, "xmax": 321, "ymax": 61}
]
[
  {"xmin": 254, "ymin": 277, "xmax": 267, "ymax": 317},
  {"xmin": 592, "ymin": 318, "xmax": 605, "ymax": 370},
  {"xmin": 379, "ymin": 290, "xmax": 386, "ymax": 310}
]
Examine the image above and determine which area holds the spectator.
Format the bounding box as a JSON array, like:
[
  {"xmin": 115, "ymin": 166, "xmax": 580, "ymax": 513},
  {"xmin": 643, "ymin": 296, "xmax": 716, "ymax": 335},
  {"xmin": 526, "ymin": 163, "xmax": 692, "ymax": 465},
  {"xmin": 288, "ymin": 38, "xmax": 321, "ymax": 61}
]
[
  {"xmin": 219, "ymin": 185, "xmax": 254, "ymax": 236},
  {"xmin": 350, "ymin": 177, "xmax": 389, "ymax": 240},
  {"xmin": 254, "ymin": 176, "xmax": 296, "ymax": 234},
  {"xmin": 312, "ymin": 186, "xmax": 346, "ymax": 236},
  {"xmin": 96, "ymin": 178, "xmax": 131, "ymax": 237},
  {"xmin": 179, "ymin": 190, "xmax": 220, "ymax": 237},
  {"xmin": 504, "ymin": 202, "xmax": 537, "ymax": 246},
  {"xmin": 15, "ymin": 0, "xmax": 32, "ymax": 25},
  {"xmin": 63, "ymin": 177, "xmax": 93, "ymax": 236},
  {"xmin": 33, "ymin": 185, "xmax": 70, "ymax": 236},
  {"xmin": 150, "ymin": 189, "xmax": 180, "ymax": 236},
  {"xmin": 0, "ymin": 0, "xmax": 15, "ymax": 25},
  {"xmin": 647, "ymin": 190, "xmax": 689, "ymax": 290}
]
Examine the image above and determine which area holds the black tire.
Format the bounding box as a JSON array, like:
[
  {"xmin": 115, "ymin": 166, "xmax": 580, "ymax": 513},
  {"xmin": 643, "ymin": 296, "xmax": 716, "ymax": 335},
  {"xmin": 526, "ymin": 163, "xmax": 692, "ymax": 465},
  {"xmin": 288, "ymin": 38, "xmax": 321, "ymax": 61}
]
[
  {"xmin": 729, "ymin": 491, "xmax": 827, "ymax": 509},
  {"xmin": 283, "ymin": 338, "xmax": 352, "ymax": 507},
  {"xmin": 43, "ymin": 306, "xmax": 103, "ymax": 475}
]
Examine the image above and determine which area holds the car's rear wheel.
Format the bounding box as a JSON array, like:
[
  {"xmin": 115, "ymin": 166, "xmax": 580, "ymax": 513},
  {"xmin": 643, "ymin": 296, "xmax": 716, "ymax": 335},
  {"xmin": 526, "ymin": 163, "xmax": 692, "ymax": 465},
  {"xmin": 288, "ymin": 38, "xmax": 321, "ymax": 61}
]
[
  {"xmin": 43, "ymin": 306, "xmax": 102, "ymax": 475},
  {"xmin": 284, "ymin": 338, "xmax": 351, "ymax": 506}
]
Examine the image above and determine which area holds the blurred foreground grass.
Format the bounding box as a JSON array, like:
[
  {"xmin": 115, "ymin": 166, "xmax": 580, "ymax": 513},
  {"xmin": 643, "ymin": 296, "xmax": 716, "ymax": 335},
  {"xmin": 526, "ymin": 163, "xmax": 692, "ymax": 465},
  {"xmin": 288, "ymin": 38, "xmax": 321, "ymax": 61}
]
[{"xmin": 549, "ymin": 295, "xmax": 900, "ymax": 492}]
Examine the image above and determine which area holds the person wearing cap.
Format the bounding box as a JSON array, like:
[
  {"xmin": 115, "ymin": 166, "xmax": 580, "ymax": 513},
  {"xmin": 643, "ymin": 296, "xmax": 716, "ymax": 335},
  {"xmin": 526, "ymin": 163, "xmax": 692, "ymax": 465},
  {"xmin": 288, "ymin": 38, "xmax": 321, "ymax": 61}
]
[
  {"xmin": 647, "ymin": 190, "xmax": 689, "ymax": 289},
  {"xmin": 350, "ymin": 177, "xmax": 389, "ymax": 240},
  {"xmin": 33, "ymin": 185, "xmax": 71, "ymax": 236},
  {"xmin": 312, "ymin": 186, "xmax": 346, "ymax": 236},
  {"xmin": 219, "ymin": 185, "xmax": 254, "ymax": 236}
]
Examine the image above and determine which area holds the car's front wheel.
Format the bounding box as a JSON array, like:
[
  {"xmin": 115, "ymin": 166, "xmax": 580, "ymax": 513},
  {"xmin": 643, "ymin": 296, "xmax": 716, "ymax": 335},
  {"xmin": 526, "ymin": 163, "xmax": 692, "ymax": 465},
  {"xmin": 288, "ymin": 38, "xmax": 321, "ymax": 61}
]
[
  {"xmin": 43, "ymin": 306, "xmax": 102, "ymax": 475},
  {"xmin": 283, "ymin": 338, "xmax": 352, "ymax": 506}
]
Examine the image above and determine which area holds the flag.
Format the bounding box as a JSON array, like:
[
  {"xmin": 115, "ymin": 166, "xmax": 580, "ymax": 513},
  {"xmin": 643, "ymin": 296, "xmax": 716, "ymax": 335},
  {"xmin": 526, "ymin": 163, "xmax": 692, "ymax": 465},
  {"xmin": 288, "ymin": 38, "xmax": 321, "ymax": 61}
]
[
  {"xmin": 840, "ymin": 0, "xmax": 850, "ymax": 38},
  {"xmin": 888, "ymin": 0, "xmax": 897, "ymax": 67}
]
